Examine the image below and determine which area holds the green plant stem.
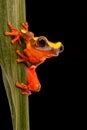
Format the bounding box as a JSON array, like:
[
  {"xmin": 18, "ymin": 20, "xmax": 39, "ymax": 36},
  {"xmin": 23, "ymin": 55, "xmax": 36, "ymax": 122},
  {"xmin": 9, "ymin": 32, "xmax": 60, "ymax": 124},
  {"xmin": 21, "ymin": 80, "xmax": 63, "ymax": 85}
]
[{"xmin": 0, "ymin": 0, "xmax": 30, "ymax": 130}]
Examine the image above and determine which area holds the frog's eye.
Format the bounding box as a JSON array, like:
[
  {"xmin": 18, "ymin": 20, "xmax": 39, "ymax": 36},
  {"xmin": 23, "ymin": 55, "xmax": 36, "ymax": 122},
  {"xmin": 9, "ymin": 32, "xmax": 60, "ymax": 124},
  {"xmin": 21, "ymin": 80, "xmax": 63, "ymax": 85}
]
[{"xmin": 36, "ymin": 36, "xmax": 48, "ymax": 47}]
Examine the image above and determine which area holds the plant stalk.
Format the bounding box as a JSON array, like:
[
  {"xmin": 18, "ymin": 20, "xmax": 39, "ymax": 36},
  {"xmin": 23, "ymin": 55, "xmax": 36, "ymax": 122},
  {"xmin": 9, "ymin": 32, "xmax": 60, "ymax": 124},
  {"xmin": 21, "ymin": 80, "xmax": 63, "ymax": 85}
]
[{"xmin": 0, "ymin": 0, "xmax": 30, "ymax": 130}]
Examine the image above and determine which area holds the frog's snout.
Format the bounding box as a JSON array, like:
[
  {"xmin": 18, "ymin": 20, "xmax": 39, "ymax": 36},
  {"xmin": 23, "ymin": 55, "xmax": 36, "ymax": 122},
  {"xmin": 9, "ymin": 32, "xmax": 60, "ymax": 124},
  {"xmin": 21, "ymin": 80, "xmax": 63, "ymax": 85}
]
[
  {"xmin": 59, "ymin": 43, "xmax": 64, "ymax": 53},
  {"xmin": 52, "ymin": 44, "xmax": 64, "ymax": 56}
]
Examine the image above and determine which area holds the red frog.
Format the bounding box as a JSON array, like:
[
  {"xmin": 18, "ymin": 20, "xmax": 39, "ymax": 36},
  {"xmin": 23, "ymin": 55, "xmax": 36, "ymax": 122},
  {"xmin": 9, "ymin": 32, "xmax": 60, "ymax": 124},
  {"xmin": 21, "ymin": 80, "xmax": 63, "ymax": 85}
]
[{"xmin": 5, "ymin": 22, "xmax": 64, "ymax": 95}]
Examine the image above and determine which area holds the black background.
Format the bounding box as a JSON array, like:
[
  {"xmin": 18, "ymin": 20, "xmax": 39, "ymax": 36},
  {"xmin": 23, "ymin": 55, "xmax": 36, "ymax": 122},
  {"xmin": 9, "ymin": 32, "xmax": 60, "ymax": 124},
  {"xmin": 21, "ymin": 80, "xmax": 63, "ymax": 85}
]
[{"xmin": 0, "ymin": 0, "xmax": 86, "ymax": 130}]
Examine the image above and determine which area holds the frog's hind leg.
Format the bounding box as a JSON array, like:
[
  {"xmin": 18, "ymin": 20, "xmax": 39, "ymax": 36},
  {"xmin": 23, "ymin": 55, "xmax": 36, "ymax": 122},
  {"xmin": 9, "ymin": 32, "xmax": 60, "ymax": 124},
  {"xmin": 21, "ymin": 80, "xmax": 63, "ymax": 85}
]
[
  {"xmin": 22, "ymin": 91, "xmax": 31, "ymax": 95},
  {"xmin": 16, "ymin": 82, "xmax": 31, "ymax": 95}
]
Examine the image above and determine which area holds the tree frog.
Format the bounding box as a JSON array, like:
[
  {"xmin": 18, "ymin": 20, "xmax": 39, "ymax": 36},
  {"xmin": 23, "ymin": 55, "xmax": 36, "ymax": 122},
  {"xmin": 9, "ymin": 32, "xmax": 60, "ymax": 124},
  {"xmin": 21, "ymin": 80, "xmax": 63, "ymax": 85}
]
[{"xmin": 5, "ymin": 22, "xmax": 64, "ymax": 95}]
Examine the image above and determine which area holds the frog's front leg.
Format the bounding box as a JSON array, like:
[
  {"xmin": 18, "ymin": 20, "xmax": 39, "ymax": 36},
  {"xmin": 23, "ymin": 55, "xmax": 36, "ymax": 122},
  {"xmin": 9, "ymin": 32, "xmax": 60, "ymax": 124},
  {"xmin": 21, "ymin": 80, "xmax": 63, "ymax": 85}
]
[
  {"xmin": 5, "ymin": 23, "xmax": 21, "ymax": 44},
  {"xmin": 21, "ymin": 22, "xmax": 28, "ymax": 31},
  {"xmin": 16, "ymin": 50, "xmax": 28, "ymax": 63}
]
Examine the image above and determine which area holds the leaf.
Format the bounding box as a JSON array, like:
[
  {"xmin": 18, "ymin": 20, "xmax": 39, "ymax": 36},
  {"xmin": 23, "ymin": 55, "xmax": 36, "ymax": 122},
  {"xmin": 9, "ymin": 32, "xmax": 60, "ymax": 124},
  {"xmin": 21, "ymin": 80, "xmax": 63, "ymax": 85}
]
[{"xmin": 0, "ymin": 0, "xmax": 30, "ymax": 130}]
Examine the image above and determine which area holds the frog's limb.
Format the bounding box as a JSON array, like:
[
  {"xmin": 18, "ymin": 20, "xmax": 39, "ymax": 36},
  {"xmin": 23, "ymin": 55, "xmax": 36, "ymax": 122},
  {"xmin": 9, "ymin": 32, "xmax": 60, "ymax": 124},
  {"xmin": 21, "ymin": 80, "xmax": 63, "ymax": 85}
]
[
  {"xmin": 16, "ymin": 83, "xmax": 31, "ymax": 95},
  {"xmin": 16, "ymin": 50, "xmax": 28, "ymax": 63},
  {"xmin": 21, "ymin": 22, "xmax": 34, "ymax": 41},
  {"xmin": 5, "ymin": 22, "xmax": 30, "ymax": 44},
  {"xmin": 27, "ymin": 66, "xmax": 41, "ymax": 92},
  {"xmin": 6, "ymin": 22, "xmax": 17, "ymax": 31},
  {"xmin": 5, "ymin": 22, "xmax": 21, "ymax": 44},
  {"xmin": 5, "ymin": 22, "xmax": 34, "ymax": 44},
  {"xmin": 16, "ymin": 49, "xmax": 32, "ymax": 67},
  {"xmin": 22, "ymin": 22, "xmax": 28, "ymax": 31},
  {"xmin": 22, "ymin": 91, "xmax": 31, "ymax": 95},
  {"xmin": 15, "ymin": 66, "xmax": 41, "ymax": 95}
]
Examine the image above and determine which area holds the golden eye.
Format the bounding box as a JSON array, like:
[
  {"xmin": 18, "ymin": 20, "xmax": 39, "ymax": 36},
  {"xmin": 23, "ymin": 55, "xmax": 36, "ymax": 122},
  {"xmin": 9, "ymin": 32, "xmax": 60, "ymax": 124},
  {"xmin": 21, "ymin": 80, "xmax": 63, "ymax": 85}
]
[{"xmin": 36, "ymin": 36, "xmax": 48, "ymax": 47}]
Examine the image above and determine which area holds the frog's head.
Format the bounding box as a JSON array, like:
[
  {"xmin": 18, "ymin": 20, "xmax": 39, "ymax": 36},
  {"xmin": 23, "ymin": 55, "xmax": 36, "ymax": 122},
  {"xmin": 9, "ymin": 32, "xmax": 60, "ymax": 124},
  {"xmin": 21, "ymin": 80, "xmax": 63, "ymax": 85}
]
[
  {"xmin": 21, "ymin": 29, "xmax": 64, "ymax": 55},
  {"xmin": 32, "ymin": 36, "xmax": 64, "ymax": 56},
  {"xmin": 21, "ymin": 29, "xmax": 64, "ymax": 58}
]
